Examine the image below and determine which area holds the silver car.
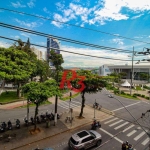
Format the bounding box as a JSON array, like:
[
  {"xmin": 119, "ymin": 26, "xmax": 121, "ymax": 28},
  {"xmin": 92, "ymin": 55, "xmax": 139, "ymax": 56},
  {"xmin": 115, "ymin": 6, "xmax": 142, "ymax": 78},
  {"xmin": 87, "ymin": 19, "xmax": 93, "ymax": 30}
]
[{"xmin": 68, "ymin": 130, "xmax": 102, "ymax": 150}]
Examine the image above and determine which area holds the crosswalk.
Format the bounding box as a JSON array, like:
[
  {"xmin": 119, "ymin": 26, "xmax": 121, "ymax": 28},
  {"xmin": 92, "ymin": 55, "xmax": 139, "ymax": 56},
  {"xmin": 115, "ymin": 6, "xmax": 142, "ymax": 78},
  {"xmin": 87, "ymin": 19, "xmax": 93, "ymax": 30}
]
[
  {"xmin": 58, "ymin": 100, "xmax": 81, "ymax": 110},
  {"xmin": 103, "ymin": 117, "xmax": 149, "ymax": 147}
]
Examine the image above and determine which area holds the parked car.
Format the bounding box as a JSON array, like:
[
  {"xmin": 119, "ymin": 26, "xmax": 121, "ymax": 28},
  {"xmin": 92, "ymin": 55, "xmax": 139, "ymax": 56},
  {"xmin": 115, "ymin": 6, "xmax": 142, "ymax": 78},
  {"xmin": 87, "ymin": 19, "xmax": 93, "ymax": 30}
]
[
  {"xmin": 68, "ymin": 130, "xmax": 102, "ymax": 150},
  {"xmin": 108, "ymin": 94, "xmax": 114, "ymax": 98}
]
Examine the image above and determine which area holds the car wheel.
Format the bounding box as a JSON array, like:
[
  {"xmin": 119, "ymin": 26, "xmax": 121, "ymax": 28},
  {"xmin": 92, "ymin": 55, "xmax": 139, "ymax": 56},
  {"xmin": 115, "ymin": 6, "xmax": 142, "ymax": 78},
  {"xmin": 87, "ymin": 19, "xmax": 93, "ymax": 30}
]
[{"xmin": 96, "ymin": 140, "xmax": 102, "ymax": 147}]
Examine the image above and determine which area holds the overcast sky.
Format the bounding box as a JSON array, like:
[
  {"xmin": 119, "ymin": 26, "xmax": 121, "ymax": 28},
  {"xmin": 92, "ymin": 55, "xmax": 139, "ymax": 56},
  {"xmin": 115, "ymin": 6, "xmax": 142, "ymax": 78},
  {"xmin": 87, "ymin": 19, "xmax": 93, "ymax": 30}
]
[{"xmin": 0, "ymin": 0, "xmax": 150, "ymax": 68}]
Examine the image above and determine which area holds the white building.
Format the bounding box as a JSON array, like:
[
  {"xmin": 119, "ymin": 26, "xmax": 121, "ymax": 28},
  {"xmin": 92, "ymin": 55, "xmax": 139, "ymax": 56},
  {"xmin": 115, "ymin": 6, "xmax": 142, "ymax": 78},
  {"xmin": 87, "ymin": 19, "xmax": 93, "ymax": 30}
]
[
  {"xmin": 31, "ymin": 47, "xmax": 43, "ymax": 60},
  {"xmin": 99, "ymin": 64, "xmax": 150, "ymax": 82}
]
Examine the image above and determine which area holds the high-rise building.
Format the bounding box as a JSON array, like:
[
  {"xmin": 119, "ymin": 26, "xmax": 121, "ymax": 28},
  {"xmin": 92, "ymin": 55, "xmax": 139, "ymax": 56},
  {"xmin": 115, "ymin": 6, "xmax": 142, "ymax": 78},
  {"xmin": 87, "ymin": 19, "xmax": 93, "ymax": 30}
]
[
  {"xmin": 31, "ymin": 47, "xmax": 43, "ymax": 60},
  {"xmin": 47, "ymin": 38, "xmax": 60, "ymax": 67}
]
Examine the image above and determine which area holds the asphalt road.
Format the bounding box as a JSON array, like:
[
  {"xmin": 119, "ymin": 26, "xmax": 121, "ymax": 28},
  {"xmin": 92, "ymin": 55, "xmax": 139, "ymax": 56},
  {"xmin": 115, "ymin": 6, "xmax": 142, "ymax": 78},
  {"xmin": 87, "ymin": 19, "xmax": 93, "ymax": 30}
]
[{"xmin": 0, "ymin": 89, "xmax": 150, "ymax": 150}]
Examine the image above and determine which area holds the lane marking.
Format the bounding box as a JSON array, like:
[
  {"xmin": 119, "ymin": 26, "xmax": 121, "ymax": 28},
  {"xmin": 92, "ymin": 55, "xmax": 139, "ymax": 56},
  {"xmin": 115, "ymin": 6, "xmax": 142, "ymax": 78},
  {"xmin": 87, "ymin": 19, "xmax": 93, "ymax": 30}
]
[
  {"xmin": 142, "ymin": 137, "xmax": 149, "ymax": 146},
  {"xmin": 109, "ymin": 120, "xmax": 123, "ymax": 127},
  {"xmin": 122, "ymin": 124, "xmax": 135, "ymax": 132},
  {"xmin": 104, "ymin": 118, "xmax": 118, "ymax": 124},
  {"xmin": 134, "ymin": 131, "xmax": 146, "ymax": 141},
  {"xmin": 127, "ymin": 130, "xmax": 137, "ymax": 137},
  {"xmin": 71, "ymin": 100, "xmax": 81, "ymax": 104},
  {"xmin": 100, "ymin": 128, "xmax": 123, "ymax": 143},
  {"xmin": 112, "ymin": 102, "xmax": 141, "ymax": 112},
  {"xmin": 101, "ymin": 116, "xmax": 114, "ymax": 122},
  {"xmin": 114, "ymin": 122, "xmax": 129, "ymax": 130}
]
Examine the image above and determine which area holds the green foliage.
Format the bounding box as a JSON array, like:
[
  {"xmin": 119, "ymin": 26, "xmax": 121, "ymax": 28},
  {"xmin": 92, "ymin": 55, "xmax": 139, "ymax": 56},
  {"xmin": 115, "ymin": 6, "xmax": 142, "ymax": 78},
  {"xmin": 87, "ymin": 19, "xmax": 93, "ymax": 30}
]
[
  {"xmin": 0, "ymin": 91, "xmax": 19, "ymax": 103},
  {"xmin": 143, "ymin": 85, "xmax": 150, "ymax": 90},
  {"xmin": 121, "ymin": 91, "xmax": 125, "ymax": 94},
  {"xmin": 114, "ymin": 89, "xmax": 119, "ymax": 94},
  {"xmin": 0, "ymin": 47, "xmax": 35, "ymax": 81},
  {"xmin": 22, "ymin": 79, "xmax": 62, "ymax": 104},
  {"xmin": 141, "ymin": 95, "xmax": 145, "ymax": 98}
]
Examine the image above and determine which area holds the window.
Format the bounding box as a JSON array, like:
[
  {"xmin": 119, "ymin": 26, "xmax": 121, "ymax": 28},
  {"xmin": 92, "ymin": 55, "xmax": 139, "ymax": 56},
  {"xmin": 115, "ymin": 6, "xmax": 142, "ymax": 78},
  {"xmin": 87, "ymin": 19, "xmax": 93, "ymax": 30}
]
[
  {"xmin": 70, "ymin": 137, "xmax": 79, "ymax": 145},
  {"xmin": 82, "ymin": 136, "xmax": 94, "ymax": 143}
]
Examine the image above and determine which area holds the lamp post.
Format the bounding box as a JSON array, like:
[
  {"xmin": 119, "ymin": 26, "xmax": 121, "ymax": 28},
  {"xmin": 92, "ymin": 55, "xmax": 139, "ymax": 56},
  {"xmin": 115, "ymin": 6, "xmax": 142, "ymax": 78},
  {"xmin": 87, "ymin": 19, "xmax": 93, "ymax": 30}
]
[{"xmin": 130, "ymin": 47, "xmax": 134, "ymax": 95}]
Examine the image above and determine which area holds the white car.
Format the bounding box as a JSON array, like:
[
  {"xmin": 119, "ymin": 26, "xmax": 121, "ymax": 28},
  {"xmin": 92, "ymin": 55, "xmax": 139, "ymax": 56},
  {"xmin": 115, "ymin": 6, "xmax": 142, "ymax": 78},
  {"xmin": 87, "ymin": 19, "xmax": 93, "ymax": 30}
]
[{"xmin": 108, "ymin": 94, "xmax": 114, "ymax": 98}]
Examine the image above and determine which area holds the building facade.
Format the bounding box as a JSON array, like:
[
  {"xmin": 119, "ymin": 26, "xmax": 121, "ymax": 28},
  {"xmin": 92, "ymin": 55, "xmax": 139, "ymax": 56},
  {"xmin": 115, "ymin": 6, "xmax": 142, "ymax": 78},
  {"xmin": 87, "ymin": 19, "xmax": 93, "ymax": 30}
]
[
  {"xmin": 99, "ymin": 64, "xmax": 150, "ymax": 81},
  {"xmin": 31, "ymin": 47, "xmax": 43, "ymax": 60},
  {"xmin": 47, "ymin": 38, "xmax": 60, "ymax": 67}
]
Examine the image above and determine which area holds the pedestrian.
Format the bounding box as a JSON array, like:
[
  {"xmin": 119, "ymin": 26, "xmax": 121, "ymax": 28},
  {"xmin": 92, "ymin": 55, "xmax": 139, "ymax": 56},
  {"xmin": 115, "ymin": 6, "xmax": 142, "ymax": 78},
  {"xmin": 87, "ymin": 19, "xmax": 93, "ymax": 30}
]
[
  {"xmin": 126, "ymin": 141, "xmax": 129, "ymax": 149},
  {"xmin": 122, "ymin": 142, "xmax": 126, "ymax": 150}
]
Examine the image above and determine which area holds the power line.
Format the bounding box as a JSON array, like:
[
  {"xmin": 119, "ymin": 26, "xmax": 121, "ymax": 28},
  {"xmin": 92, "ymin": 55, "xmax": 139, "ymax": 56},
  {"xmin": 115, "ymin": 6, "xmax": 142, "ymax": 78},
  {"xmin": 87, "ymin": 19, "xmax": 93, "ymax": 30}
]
[
  {"xmin": 1, "ymin": 7, "xmax": 150, "ymax": 45},
  {"xmin": 0, "ymin": 35, "xmax": 134, "ymax": 61},
  {"xmin": 0, "ymin": 22, "xmax": 134, "ymax": 53}
]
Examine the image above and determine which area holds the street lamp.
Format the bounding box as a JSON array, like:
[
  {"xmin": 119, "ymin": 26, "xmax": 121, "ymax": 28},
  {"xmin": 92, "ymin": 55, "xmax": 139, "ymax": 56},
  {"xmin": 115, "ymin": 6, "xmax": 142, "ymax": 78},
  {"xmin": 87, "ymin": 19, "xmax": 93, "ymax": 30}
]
[{"xmin": 128, "ymin": 47, "xmax": 135, "ymax": 95}]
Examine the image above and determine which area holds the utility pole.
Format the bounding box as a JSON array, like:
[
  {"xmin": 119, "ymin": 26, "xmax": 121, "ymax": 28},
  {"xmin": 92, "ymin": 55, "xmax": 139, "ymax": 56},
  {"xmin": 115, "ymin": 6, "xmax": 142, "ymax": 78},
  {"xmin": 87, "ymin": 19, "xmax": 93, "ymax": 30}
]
[
  {"xmin": 94, "ymin": 99, "xmax": 96, "ymax": 119},
  {"xmin": 130, "ymin": 46, "xmax": 134, "ymax": 95},
  {"xmin": 54, "ymin": 70, "xmax": 58, "ymax": 126},
  {"xmin": 70, "ymin": 92, "xmax": 72, "ymax": 127}
]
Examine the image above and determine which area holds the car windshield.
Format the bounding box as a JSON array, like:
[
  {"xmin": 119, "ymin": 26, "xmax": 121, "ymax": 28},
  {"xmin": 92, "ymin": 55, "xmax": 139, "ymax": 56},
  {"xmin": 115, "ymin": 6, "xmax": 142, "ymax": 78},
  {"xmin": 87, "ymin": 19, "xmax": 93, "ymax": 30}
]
[
  {"xmin": 70, "ymin": 137, "xmax": 79, "ymax": 145},
  {"xmin": 89, "ymin": 131, "xmax": 96, "ymax": 138}
]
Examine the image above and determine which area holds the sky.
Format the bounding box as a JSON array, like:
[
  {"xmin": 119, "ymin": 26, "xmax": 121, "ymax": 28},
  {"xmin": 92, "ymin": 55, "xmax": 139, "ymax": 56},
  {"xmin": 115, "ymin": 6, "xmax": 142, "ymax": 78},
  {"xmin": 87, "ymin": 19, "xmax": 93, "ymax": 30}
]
[{"xmin": 0, "ymin": 0, "xmax": 150, "ymax": 68}]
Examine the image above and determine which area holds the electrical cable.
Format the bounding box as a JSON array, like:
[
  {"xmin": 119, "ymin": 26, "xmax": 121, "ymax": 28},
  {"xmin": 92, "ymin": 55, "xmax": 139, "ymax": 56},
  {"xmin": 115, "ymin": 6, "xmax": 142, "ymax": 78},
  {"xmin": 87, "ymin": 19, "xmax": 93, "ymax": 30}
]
[
  {"xmin": 67, "ymin": 91, "xmax": 145, "ymax": 149},
  {"xmin": 0, "ymin": 35, "xmax": 137, "ymax": 61},
  {"xmin": 1, "ymin": 7, "xmax": 150, "ymax": 45},
  {"xmin": 0, "ymin": 22, "xmax": 135, "ymax": 53}
]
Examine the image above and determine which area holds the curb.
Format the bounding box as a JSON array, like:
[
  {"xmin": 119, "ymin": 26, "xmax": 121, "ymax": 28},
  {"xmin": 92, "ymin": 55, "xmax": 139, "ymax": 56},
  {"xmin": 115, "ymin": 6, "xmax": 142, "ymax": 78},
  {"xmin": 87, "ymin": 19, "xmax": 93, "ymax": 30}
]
[
  {"xmin": 89, "ymin": 105, "xmax": 114, "ymax": 115},
  {"xmin": 11, "ymin": 120, "xmax": 93, "ymax": 150}
]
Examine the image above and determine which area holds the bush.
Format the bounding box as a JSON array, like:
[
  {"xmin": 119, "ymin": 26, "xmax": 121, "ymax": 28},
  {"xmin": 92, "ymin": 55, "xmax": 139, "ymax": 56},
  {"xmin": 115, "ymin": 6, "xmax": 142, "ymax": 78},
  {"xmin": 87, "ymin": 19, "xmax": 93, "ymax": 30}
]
[
  {"xmin": 121, "ymin": 91, "xmax": 125, "ymax": 94},
  {"xmin": 114, "ymin": 89, "xmax": 119, "ymax": 94},
  {"xmin": 146, "ymin": 97, "xmax": 149, "ymax": 100},
  {"xmin": 133, "ymin": 95, "xmax": 137, "ymax": 98},
  {"xmin": 141, "ymin": 95, "xmax": 145, "ymax": 98}
]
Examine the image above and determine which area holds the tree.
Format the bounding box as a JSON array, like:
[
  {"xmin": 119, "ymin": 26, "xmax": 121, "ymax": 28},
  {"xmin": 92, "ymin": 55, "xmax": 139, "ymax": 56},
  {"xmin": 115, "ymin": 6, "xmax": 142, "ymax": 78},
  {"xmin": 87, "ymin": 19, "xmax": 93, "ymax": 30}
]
[
  {"xmin": 49, "ymin": 50, "xmax": 64, "ymax": 79},
  {"xmin": 22, "ymin": 79, "xmax": 62, "ymax": 131},
  {"xmin": 71, "ymin": 70, "xmax": 106, "ymax": 118},
  {"xmin": 0, "ymin": 47, "xmax": 36, "ymax": 97},
  {"xmin": 36, "ymin": 59, "xmax": 51, "ymax": 82}
]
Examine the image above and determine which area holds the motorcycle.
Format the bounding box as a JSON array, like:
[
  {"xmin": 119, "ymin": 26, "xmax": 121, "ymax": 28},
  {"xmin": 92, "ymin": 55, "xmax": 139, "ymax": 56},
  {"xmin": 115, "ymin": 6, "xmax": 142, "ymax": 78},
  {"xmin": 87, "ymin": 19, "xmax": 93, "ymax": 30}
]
[
  {"xmin": 30, "ymin": 116, "xmax": 35, "ymax": 125},
  {"xmin": 36, "ymin": 116, "xmax": 41, "ymax": 124},
  {"xmin": 46, "ymin": 111, "xmax": 52, "ymax": 121},
  {"xmin": 7, "ymin": 120, "xmax": 12, "ymax": 130},
  {"xmin": 40, "ymin": 112, "xmax": 47, "ymax": 122},
  {"xmin": 0, "ymin": 122, "xmax": 7, "ymax": 132},
  {"xmin": 24, "ymin": 116, "xmax": 29, "ymax": 126},
  {"xmin": 15, "ymin": 119, "xmax": 20, "ymax": 129},
  {"xmin": 93, "ymin": 102, "xmax": 99, "ymax": 109},
  {"xmin": 91, "ymin": 120, "xmax": 101, "ymax": 130}
]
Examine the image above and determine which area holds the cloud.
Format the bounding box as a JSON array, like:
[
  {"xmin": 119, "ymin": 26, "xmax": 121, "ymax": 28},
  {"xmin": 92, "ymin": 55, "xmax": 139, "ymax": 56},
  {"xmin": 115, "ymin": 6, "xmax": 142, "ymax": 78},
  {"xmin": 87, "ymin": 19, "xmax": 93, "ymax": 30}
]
[
  {"xmin": 14, "ymin": 18, "xmax": 42, "ymax": 28},
  {"xmin": 60, "ymin": 45, "xmax": 128, "ymax": 68},
  {"xmin": 52, "ymin": 0, "xmax": 150, "ymax": 27},
  {"xmin": 131, "ymin": 14, "xmax": 143, "ymax": 19},
  {"xmin": 0, "ymin": 41, "xmax": 12, "ymax": 48},
  {"xmin": 27, "ymin": 0, "xmax": 35, "ymax": 8},
  {"xmin": 10, "ymin": 35, "xmax": 20, "ymax": 39},
  {"xmin": 43, "ymin": 7, "xmax": 51, "ymax": 15},
  {"xmin": 111, "ymin": 38, "xmax": 124, "ymax": 45},
  {"xmin": 11, "ymin": 1, "xmax": 26, "ymax": 8},
  {"xmin": 20, "ymin": 32, "xmax": 37, "ymax": 38}
]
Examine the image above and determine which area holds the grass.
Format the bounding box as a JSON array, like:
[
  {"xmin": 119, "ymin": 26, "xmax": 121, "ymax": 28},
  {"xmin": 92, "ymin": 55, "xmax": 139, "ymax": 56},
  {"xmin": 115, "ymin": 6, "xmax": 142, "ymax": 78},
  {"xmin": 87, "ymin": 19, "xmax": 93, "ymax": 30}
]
[
  {"xmin": 20, "ymin": 101, "xmax": 51, "ymax": 108},
  {"xmin": 60, "ymin": 92, "xmax": 80, "ymax": 101},
  {"xmin": 117, "ymin": 94, "xmax": 139, "ymax": 100},
  {"xmin": 0, "ymin": 91, "xmax": 22, "ymax": 104},
  {"xmin": 136, "ymin": 86, "xmax": 142, "ymax": 91}
]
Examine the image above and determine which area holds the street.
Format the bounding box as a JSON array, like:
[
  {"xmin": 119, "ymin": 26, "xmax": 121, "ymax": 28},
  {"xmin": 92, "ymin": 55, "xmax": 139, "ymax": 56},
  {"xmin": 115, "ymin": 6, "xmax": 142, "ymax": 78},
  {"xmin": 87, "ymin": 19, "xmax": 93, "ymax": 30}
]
[{"xmin": 0, "ymin": 89, "xmax": 150, "ymax": 150}]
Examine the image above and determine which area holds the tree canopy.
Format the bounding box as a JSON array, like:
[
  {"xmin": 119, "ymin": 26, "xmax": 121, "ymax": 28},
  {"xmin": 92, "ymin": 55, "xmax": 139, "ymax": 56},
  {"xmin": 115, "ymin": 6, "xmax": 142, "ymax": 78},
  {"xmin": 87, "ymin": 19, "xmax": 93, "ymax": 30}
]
[
  {"xmin": 0, "ymin": 47, "xmax": 35, "ymax": 81},
  {"xmin": 71, "ymin": 70, "xmax": 106, "ymax": 117},
  {"xmin": 22, "ymin": 79, "xmax": 62, "ymax": 130}
]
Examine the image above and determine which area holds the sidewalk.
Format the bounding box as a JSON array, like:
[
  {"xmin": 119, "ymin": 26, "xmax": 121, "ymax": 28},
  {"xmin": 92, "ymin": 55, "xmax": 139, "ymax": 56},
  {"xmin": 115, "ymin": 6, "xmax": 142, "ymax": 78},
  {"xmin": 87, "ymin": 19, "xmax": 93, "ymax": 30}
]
[
  {"xmin": 0, "ymin": 91, "xmax": 77, "ymax": 110},
  {"xmin": 0, "ymin": 105, "xmax": 112, "ymax": 150}
]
